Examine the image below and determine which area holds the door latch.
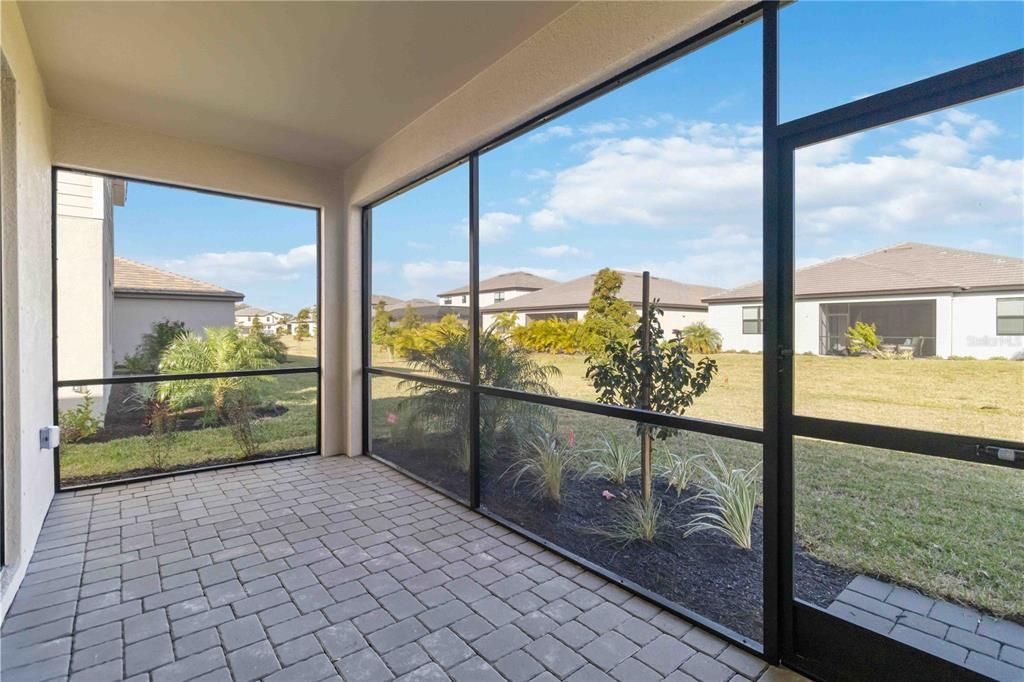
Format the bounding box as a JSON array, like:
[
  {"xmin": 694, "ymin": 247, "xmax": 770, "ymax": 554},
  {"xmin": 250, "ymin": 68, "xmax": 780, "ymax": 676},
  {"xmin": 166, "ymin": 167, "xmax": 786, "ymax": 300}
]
[{"xmin": 978, "ymin": 445, "xmax": 1021, "ymax": 463}]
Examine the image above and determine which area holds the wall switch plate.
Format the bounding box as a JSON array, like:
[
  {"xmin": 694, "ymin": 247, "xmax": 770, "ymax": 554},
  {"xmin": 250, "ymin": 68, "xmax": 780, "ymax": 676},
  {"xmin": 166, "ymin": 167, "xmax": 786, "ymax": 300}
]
[{"xmin": 40, "ymin": 425, "xmax": 60, "ymax": 450}]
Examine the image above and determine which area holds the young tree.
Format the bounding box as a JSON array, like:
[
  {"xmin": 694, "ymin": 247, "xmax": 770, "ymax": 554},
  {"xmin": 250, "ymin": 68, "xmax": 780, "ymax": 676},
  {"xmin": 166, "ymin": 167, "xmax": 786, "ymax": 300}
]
[
  {"xmin": 586, "ymin": 281, "xmax": 717, "ymax": 502},
  {"xmin": 371, "ymin": 300, "xmax": 395, "ymax": 357},
  {"xmin": 582, "ymin": 268, "xmax": 638, "ymax": 359},
  {"xmin": 294, "ymin": 307, "xmax": 310, "ymax": 341},
  {"xmin": 249, "ymin": 316, "xmax": 264, "ymax": 337}
]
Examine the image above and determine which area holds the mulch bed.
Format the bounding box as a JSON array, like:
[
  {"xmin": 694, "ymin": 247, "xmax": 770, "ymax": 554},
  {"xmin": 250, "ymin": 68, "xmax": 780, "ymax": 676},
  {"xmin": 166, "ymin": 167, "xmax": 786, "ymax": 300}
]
[
  {"xmin": 79, "ymin": 383, "xmax": 288, "ymax": 444},
  {"xmin": 374, "ymin": 434, "xmax": 855, "ymax": 642}
]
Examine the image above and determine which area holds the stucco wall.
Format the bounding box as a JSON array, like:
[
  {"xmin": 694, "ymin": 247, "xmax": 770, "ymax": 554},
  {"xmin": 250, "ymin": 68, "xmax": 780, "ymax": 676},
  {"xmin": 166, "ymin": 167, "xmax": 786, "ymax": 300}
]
[
  {"xmin": 342, "ymin": 1, "xmax": 753, "ymax": 457},
  {"xmin": 112, "ymin": 295, "xmax": 237, "ymax": 365},
  {"xmin": 1, "ymin": 0, "xmax": 55, "ymax": 623},
  {"xmin": 951, "ymin": 292, "xmax": 1024, "ymax": 359},
  {"xmin": 708, "ymin": 302, "xmax": 763, "ymax": 353}
]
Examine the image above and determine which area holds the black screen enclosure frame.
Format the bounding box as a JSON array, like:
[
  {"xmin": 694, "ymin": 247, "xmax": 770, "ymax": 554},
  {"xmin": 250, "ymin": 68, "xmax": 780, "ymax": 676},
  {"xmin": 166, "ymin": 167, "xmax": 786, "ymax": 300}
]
[{"xmin": 361, "ymin": 1, "xmax": 1024, "ymax": 676}]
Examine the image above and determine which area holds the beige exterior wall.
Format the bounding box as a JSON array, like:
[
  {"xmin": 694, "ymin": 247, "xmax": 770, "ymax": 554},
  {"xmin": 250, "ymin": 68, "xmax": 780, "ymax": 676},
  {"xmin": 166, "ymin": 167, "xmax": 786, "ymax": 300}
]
[
  {"xmin": 343, "ymin": 1, "xmax": 751, "ymax": 457},
  {"xmin": 55, "ymin": 170, "xmax": 114, "ymax": 416},
  {"xmin": 112, "ymin": 295, "xmax": 237, "ymax": 365},
  {"xmin": 1, "ymin": 0, "xmax": 56, "ymax": 623}
]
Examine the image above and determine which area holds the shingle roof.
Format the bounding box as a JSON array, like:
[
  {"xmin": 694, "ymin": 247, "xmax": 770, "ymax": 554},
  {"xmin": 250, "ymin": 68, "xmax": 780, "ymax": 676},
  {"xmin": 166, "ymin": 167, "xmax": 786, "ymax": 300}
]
[
  {"xmin": 439, "ymin": 271, "xmax": 559, "ymax": 297},
  {"xmin": 235, "ymin": 306, "xmax": 277, "ymax": 318},
  {"xmin": 703, "ymin": 242, "xmax": 1024, "ymax": 303},
  {"xmin": 113, "ymin": 257, "xmax": 244, "ymax": 300},
  {"xmin": 482, "ymin": 271, "xmax": 723, "ymax": 312},
  {"xmin": 371, "ymin": 294, "xmax": 404, "ymax": 307}
]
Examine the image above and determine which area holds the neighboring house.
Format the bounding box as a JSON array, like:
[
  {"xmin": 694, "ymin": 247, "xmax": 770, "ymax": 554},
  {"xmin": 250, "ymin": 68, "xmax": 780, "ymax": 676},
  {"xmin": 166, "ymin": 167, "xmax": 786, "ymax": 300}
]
[
  {"xmin": 113, "ymin": 257, "xmax": 244, "ymax": 363},
  {"xmin": 56, "ymin": 169, "xmax": 244, "ymax": 416},
  {"xmin": 482, "ymin": 270, "xmax": 723, "ymax": 334},
  {"xmin": 437, "ymin": 271, "xmax": 558, "ymax": 307},
  {"xmin": 386, "ymin": 298, "xmax": 467, "ymax": 324},
  {"xmin": 235, "ymin": 306, "xmax": 288, "ymax": 333},
  {"xmin": 705, "ymin": 242, "xmax": 1024, "ymax": 359}
]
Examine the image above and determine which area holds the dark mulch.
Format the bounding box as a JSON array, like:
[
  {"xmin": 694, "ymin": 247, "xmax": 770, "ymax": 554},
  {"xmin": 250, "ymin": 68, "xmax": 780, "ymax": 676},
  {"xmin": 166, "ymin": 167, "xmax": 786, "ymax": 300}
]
[
  {"xmin": 80, "ymin": 383, "xmax": 287, "ymax": 444},
  {"xmin": 374, "ymin": 435, "xmax": 855, "ymax": 642},
  {"xmin": 60, "ymin": 448, "xmax": 312, "ymax": 488}
]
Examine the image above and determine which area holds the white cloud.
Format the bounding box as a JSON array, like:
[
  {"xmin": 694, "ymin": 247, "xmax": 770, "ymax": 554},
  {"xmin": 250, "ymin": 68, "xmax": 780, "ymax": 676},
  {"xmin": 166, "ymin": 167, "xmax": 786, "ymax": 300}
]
[
  {"xmin": 526, "ymin": 169, "xmax": 552, "ymax": 181},
  {"xmin": 528, "ymin": 208, "xmax": 568, "ymax": 231},
  {"xmin": 165, "ymin": 243, "xmax": 316, "ymax": 284},
  {"xmin": 580, "ymin": 118, "xmax": 631, "ymax": 135},
  {"xmin": 530, "ymin": 244, "xmax": 590, "ymax": 258},
  {"xmin": 528, "ymin": 125, "xmax": 574, "ymax": 144},
  {"xmin": 521, "ymin": 109, "xmax": 1019, "ymax": 288},
  {"xmin": 479, "ymin": 212, "xmax": 521, "ymax": 243}
]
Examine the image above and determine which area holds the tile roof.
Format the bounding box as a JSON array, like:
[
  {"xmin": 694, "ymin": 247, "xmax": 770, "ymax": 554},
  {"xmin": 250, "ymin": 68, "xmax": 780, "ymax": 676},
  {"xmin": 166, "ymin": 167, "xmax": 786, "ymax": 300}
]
[
  {"xmin": 439, "ymin": 271, "xmax": 559, "ymax": 297},
  {"xmin": 704, "ymin": 242, "xmax": 1024, "ymax": 303},
  {"xmin": 113, "ymin": 257, "xmax": 244, "ymax": 300},
  {"xmin": 482, "ymin": 270, "xmax": 723, "ymax": 312}
]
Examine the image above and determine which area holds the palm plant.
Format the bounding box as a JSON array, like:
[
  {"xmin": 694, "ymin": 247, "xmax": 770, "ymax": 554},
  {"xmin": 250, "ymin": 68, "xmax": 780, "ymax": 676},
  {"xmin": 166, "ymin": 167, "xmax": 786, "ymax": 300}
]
[
  {"xmin": 505, "ymin": 427, "xmax": 576, "ymax": 504},
  {"xmin": 679, "ymin": 322, "xmax": 723, "ymax": 354},
  {"xmin": 657, "ymin": 450, "xmax": 706, "ymax": 496},
  {"xmin": 399, "ymin": 318, "xmax": 559, "ymax": 469},
  {"xmin": 157, "ymin": 327, "xmax": 279, "ymax": 457},
  {"xmin": 585, "ymin": 433, "xmax": 640, "ymax": 485},
  {"xmin": 684, "ymin": 450, "xmax": 761, "ymax": 549}
]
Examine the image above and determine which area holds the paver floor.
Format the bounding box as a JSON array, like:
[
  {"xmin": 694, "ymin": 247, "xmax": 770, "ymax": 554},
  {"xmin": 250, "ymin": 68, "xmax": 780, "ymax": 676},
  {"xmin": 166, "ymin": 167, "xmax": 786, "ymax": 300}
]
[
  {"xmin": 830, "ymin": 576, "xmax": 1023, "ymax": 681},
  {"xmin": 1, "ymin": 455, "xmax": 808, "ymax": 682}
]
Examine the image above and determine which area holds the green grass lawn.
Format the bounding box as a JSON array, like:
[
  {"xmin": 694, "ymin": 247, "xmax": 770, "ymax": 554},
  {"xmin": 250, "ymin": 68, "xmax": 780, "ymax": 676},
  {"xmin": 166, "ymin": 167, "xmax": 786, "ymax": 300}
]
[
  {"xmin": 59, "ymin": 346, "xmax": 320, "ymax": 485},
  {"xmin": 371, "ymin": 352, "xmax": 1024, "ymax": 619}
]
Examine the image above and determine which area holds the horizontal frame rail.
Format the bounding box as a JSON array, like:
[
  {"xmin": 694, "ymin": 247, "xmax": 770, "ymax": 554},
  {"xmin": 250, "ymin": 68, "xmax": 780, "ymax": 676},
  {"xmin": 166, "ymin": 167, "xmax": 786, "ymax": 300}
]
[
  {"xmin": 366, "ymin": 366, "xmax": 763, "ymax": 444},
  {"xmin": 778, "ymin": 49, "xmax": 1024, "ymax": 148},
  {"xmin": 793, "ymin": 416, "xmax": 1024, "ymax": 469},
  {"xmin": 58, "ymin": 366, "xmax": 319, "ymax": 387}
]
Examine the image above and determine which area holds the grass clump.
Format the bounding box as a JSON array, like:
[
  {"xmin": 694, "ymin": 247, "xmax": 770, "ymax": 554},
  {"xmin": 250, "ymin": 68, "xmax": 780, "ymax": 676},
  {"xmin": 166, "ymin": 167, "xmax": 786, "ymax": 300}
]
[
  {"xmin": 506, "ymin": 428, "xmax": 577, "ymax": 504},
  {"xmin": 596, "ymin": 492, "xmax": 664, "ymax": 543},
  {"xmin": 585, "ymin": 433, "xmax": 640, "ymax": 485},
  {"xmin": 658, "ymin": 450, "xmax": 706, "ymax": 496},
  {"xmin": 685, "ymin": 450, "xmax": 761, "ymax": 550}
]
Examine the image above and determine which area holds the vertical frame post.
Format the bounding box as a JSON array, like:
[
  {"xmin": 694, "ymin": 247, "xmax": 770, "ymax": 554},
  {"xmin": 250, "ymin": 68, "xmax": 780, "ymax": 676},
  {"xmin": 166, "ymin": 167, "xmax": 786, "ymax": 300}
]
[
  {"xmin": 468, "ymin": 153, "xmax": 481, "ymax": 509},
  {"xmin": 639, "ymin": 271, "xmax": 652, "ymax": 502},
  {"xmin": 361, "ymin": 207, "xmax": 372, "ymax": 456},
  {"xmin": 761, "ymin": 1, "xmax": 784, "ymax": 664}
]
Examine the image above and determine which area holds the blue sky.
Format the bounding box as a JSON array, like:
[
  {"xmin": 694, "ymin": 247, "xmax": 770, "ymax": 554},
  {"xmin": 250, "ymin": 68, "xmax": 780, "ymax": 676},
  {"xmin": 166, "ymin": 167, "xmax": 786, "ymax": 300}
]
[
  {"xmin": 115, "ymin": 2, "xmax": 1023, "ymax": 308},
  {"xmin": 114, "ymin": 183, "xmax": 317, "ymax": 313}
]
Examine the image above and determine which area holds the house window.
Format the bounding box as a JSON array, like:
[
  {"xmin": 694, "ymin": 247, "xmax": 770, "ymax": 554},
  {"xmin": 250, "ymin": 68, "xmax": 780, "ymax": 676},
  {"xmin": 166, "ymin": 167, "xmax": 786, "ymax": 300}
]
[
  {"xmin": 443, "ymin": 296, "xmax": 452, "ymax": 305},
  {"xmin": 494, "ymin": 291, "xmax": 505, "ymax": 303},
  {"xmin": 742, "ymin": 305, "xmax": 763, "ymax": 334},
  {"xmin": 996, "ymin": 297, "xmax": 1024, "ymax": 335},
  {"xmin": 461, "ymin": 295, "xmax": 467, "ymax": 304}
]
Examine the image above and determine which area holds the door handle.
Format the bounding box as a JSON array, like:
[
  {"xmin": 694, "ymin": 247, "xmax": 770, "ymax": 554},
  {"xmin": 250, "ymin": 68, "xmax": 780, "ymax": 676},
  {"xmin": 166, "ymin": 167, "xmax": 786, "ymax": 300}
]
[{"xmin": 978, "ymin": 445, "xmax": 1021, "ymax": 463}]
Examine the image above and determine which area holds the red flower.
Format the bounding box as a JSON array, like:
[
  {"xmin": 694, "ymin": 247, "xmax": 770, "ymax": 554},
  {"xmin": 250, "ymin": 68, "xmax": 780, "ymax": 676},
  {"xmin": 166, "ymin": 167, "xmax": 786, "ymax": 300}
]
[{"xmin": 386, "ymin": 412, "xmax": 397, "ymax": 424}]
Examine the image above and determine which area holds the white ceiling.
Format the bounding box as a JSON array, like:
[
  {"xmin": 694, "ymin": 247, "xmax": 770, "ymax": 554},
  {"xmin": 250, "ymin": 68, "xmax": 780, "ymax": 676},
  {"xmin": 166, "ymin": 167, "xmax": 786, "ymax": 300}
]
[{"xmin": 21, "ymin": 1, "xmax": 574, "ymax": 170}]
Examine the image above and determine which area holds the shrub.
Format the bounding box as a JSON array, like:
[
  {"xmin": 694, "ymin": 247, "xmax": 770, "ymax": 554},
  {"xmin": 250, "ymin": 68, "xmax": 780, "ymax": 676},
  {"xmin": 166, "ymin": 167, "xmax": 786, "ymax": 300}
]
[
  {"xmin": 122, "ymin": 319, "xmax": 186, "ymax": 372},
  {"xmin": 511, "ymin": 318, "xmax": 585, "ymax": 354},
  {"xmin": 679, "ymin": 322, "xmax": 722, "ymax": 354},
  {"xmin": 585, "ymin": 433, "xmax": 639, "ymax": 485},
  {"xmin": 506, "ymin": 427, "xmax": 577, "ymax": 504},
  {"xmin": 399, "ymin": 318, "xmax": 559, "ymax": 468},
  {"xmin": 123, "ymin": 383, "xmax": 177, "ymax": 470},
  {"xmin": 157, "ymin": 327, "xmax": 279, "ymax": 457},
  {"xmin": 59, "ymin": 390, "xmax": 103, "ymax": 443},
  {"xmin": 684, "ymin": 450, "xmax": 761, "ymax": 550},
  {"xmin": 846, "ymin": 321, "xmax": 880, "ymax": 354},
  {"xmin": 596, "ymin": 492, "xmax": 663, "ymax": 543},
  {"xmin": 658, "ymin": 450, "xmax": 706, "ymax": 496}
]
